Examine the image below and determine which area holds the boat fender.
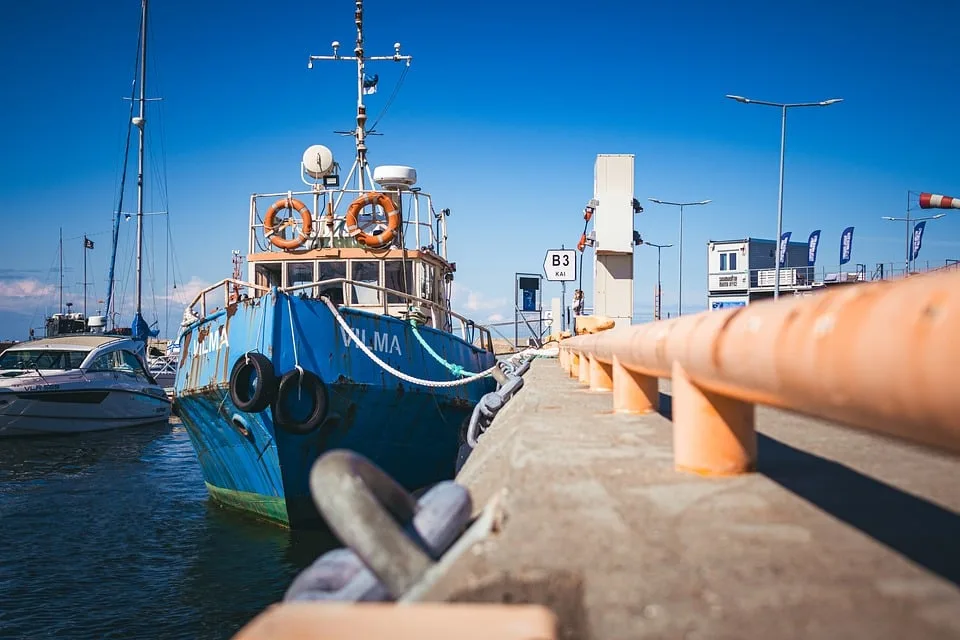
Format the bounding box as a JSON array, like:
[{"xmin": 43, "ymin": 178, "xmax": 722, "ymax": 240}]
[
  {"xmin": 229, "ymin": 353, "xmax": 278, "ymax": 414},
  {"xmin": 273, "ymin": 369, "xmax": 329, "ymax": 435},
  {"xmin": 344, "ymin": 192, "xmax": 401, "ymax": 249},
  {"xmin": 263, "ymin": 197, "xmax": 313, "ymax": 250},
  {"xmin": 307, "ymin": 450, "xmax": 473, "ymax": 599}
]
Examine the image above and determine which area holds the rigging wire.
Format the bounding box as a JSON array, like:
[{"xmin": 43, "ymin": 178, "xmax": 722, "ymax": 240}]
[{"xmin": 366, "ymin": 64, "xmax": 410, "ymax": 134}]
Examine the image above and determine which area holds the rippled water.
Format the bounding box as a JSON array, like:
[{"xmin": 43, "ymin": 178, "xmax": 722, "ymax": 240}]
[{"xmin": 0, "ymin": 421, "xmax": 337, "ymax": 639}]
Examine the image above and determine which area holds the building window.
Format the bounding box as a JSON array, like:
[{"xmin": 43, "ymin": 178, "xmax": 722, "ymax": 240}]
[{"xmin": 719, "ymin": 252, "xmax": 737, "ymax": 272}]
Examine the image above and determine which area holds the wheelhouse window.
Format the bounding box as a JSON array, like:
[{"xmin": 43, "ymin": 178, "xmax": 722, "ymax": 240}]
[
  {"xmin": 255, "ymin": 263, "xmax": 282, "ymax": 290},
  {"xmin": 0, "ymin": 349, "xmax": 87, "ymax": 370},
  {"xmin": 318, "ymin": 261, "xmax": 346, "ymax": 305},
  {"xmin": 350, "ymin": 260, "xmax": 381, "ymax": 305},
  {"xmin": 286, "ymin": 262, "xmax": 315, "ymax": 294},
  {"xmin": 384, "ymin": 260, "xmax": 413, "ymax": 304},
  {"xmin": 420, "ymin": 263, "xmax": 436, "ymax": 302}
]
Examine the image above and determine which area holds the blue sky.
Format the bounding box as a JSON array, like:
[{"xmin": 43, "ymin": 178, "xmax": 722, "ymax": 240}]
[{"xmin": 1, "ymin": 0, "xmax": 958, "ymax": 339}]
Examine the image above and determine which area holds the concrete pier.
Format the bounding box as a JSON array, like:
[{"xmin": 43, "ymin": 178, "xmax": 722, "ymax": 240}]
[{"xmin": 416, "ymin": 358, "xmax": 960, "ymax": 639}]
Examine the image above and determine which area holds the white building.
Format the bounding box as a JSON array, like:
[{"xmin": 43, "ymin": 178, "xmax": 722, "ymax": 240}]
[{"xmin": 707, "ymin": 238, "xmax": 814, "ymax": 310}]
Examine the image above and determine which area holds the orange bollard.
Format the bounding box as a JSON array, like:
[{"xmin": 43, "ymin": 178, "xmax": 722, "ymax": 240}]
[
  {"xmin": 578, "ymin": 352, "xmax": 590, "ymax": 385},
  {"xmin": 612, "ymin": 356, "xmax": 658, "ymax": 413},
  {"xmin": 568, "ymin": 352, "xmax": 580, "ymax": 378},
  {"xmin": 672, "ymin": 361, "xmax": 756, "ymax": 475},
  {"xmin": 588, "ymin": 355, "xmax": 613, "ymax": 392}
]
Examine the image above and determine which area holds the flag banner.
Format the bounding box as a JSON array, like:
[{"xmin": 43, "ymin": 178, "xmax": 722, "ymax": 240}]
[
  {"xmin": 362, "ymin": 73, "xmax": 379, "ymax": 95},
  {"xmin": 84, "ymin": 237, "xmax": 94, "ymax": 249},
  {"xmin": 839, "ymin": 226, "xmax": 855, "ymax": 265},
  {"xmin": 778, "ymin": 232, "xmax": 791, "ymax": 267},
  {"xmin": 911, "ymin": 220, "xmax": 926, "ymax": 261},
  {"xmin": 807, "ymin": 229, "xmax": 821, "ymax": 266}
]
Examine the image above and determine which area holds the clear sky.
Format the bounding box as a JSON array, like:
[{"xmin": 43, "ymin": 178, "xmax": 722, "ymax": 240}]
[{"xmin": 1, "ymin": 0, "xmax": 958, "ymax": 339}]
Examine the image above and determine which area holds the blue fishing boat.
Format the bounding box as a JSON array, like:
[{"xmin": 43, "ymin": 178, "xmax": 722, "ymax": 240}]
[{"xmin": 174, "ymin": 0, "xmax": 497, "ymax": 528}]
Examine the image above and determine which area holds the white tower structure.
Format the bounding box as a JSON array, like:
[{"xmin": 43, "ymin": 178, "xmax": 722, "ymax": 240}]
[{"xmin": 591, "ymin": 154, "xmax": 635, "ymax": 327}]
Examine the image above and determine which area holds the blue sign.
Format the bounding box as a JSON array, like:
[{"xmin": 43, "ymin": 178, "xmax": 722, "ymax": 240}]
[
  {"xmin": 807, "ymin": 229, "xmax": 821, "ymax": 266},
  {"xmin": 839, "ymin": 226, "xmax": 855, "ymax": 265},
  {"xmin": 778, "ymin": 232, "xmax": 792, "ymax": 267},
  {"xmin": 522, "ymin": 289, "xmax": 536, "ymax": 312},
  {"xmin": 911, "ymin": 221, "xmax": 926, "ymax": 261},
  {"xmin": 711, "ymin": 300, "xmax": 747, "ymax": 310}
]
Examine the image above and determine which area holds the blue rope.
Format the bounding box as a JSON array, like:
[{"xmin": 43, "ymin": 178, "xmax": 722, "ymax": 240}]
[{"xmin": 409, "ymin": 319, "xmax": 477, "ymax": 377}]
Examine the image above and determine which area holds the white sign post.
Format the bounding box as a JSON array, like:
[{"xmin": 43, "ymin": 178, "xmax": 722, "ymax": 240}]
[
  {"xmin": 543, "ymin": 249, "xmax": 576, "ymax": 332},
  {"xmin": 543, "ymin": 249, "xmax": 576, "ymax": 282}
]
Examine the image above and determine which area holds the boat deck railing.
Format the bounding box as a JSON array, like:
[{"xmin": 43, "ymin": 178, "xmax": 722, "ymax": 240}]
[
  {"xmin": 249, "ymin": 188, "xmax": 448, "ymax": 259},
  {"xmin": 559, "ymin": 267, "xmax": 960, "ymax": 473},
  {"xmin": 186, "ymin": 277, "xmax": 494, "ymax": 353}
]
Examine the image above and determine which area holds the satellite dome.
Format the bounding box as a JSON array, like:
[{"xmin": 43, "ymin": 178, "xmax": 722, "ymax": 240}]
[{"xmin": 302, "ymin": 145, "xmax": 335, "ymax": 178}]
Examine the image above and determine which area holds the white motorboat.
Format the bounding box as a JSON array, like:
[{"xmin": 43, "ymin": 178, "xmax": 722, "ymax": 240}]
[{"xmin": 0, "ymin": 335, "xmax": 171, "ymax": 437}]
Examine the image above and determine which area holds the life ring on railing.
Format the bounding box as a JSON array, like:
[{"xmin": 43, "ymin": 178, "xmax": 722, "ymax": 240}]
[
  {"xmin": 577, "ymin": 233, "xmax": 587, "ymax": 252},
  {"xmin": 274, "ymin": 369, "xmax": 329, "ymax": 435},
  {"xmin": 263, "ymin": 198, "xmax": 313, "ymax": 250},
  {"xmin": 344, "ymin": 192, "xmax": 400, "ymax": 249},
  {"xmin": 229, "ymin": 353, "xmax": 278, "ymax": 413}
]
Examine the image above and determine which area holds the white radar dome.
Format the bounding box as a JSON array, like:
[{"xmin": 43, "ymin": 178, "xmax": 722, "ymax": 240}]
[
  {"xmin": 87, "ymin": 315, "xmax": 106, "ymax": 328},
  {"xmin": 302, "ymin": 145, "xmax": 336, "ymax": 178},
  {"xmin": 373, "ymin": 165, "xmax": 417, "ymax": 190}
]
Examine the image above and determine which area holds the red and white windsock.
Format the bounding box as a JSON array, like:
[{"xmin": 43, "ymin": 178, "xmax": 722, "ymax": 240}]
[{"xmin": 919, "ymin": 192, "xmax": 960, "ymax": 209}]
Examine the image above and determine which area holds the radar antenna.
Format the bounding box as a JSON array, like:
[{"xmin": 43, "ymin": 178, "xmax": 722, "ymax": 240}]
[{"xmin": 307, "ymin": 0, "xmax": 412, "ymax": 192}]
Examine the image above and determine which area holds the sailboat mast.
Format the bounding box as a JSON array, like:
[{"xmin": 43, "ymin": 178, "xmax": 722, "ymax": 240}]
[
  {"xmin": 133, "ymin": 0, "xmax": 147, "ymax": 321},
  {"xmin": 59, "ymin": 227, "xmax": 63, "ymax": 315}
]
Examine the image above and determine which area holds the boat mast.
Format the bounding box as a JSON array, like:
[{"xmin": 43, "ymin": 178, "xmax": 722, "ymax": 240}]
[
  {"xmin": 307, "ymin": 0, "xmax": 412, "ymax": 190},
  {"xmin": 59, "ymin": 227, "xmax": 63, "ymax": 315},
  {"xmin": 132, "ymin": 0, "xmax": 148, "ymax": 340}
]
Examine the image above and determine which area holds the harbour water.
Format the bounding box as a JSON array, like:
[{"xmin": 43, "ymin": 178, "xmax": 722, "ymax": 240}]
[{"xmin": 0, "ymin": 421, "xmax": 337, "ymax": 639}]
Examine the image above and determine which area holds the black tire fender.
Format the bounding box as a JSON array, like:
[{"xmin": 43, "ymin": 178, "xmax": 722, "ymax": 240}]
[
  {"xmin": 274, "ymin": 368, "xmax": 329, "ymax": 435},
  {"xmin": 228, "ymin": 353, "xmax": 278, "ymax": 413}
]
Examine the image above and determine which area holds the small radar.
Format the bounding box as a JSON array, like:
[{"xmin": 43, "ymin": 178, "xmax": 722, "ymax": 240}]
[{"xmin": 302, "ymin": 145, "xmax": 335, "ymax": 179}]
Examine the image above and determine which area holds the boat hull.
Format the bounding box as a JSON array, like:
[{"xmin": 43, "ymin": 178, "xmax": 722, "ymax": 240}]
[
  {"xmin": 0, "ymin": 388, "xmax": 172, "ymax": 437},
  {"xmin": 174, "ymin": 291, "xmax": 495, "ymax": 528}
]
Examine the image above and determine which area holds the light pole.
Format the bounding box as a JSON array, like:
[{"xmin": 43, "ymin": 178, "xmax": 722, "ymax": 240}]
[
  {"xmin": 882, "ymin": 212, "xmax": 945, "ymax": 274},
  {"xmin": 725, "ymin": 94, "xmax": 843, "ymax": 300},
  {"xmin": 648, "ymin": 198, "xmax": 711, "ymax": 317},
  {"xmin": 644, "ymin": 241, "xmax": 672, "ymax": 320}
]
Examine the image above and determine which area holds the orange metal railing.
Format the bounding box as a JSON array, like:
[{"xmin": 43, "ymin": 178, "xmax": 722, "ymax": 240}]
[{"xmin": 559, "ymin": 269, "xmax": 960, "ymax": 475}]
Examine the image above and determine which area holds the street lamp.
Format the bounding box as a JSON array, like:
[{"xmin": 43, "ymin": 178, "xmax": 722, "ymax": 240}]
[
  {"xmin": 725, "ymin": 94, "xmax": 843, "ymax": 300},
  {"xmin": 647, "ymin": 198, "xmax": 711, "ymax": 317},
  {"xmin": 644, "ymin": 241, "xmax": 672, "ymax": 320},
  {"xmin": 882, "ymin": 212, "xmax": 945, "ymax": 274}
]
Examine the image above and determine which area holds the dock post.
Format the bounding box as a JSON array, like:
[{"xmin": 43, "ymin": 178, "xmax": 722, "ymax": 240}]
[
  {"xmin": 578, "ymin": 352, "xmax": 590, "ymax": 385},
  {"xmin": 611, "ymin": 356, "xmax": 658, "ymax": 413},
  {"xmin": 671, "ymin": 361, "xmax": 755, "ymax": 475},
  {"xmin": 588, "ymin": 355, "xmax": 613, "ymax": 392}
]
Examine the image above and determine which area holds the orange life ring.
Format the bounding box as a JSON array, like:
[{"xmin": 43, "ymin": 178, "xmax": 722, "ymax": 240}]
[
  {"xmin": 344, "ymin": 192, "xmax": 401, "ymax": 249},
  {"xmin": 263, "ymin": 198, "xmax": 312, "ymax": 250},
  {"xmin": 577, "ymin": 233, "xmax": 587, "ymax": 252}
]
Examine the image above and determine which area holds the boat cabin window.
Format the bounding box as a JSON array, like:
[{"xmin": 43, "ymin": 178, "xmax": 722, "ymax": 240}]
[
  {"xmin": 286, "ymin": 262, "xmax": 314, "ymax": 293},
  {"xmin": 384, "ymin": 260, "xmax": 413, "ymax": 303},
  {"xmin": 87, "ymin": 349, "xmax": 148, "ymax": 376},
  {"xmin": 255, "ymin": 263, "xmax": 282, "ymax": 290},
  {"xmin": 0, "ymin": 349, "xmax": 87, "ymax": 370},
  {"xmin": 420, "ymin": 263, "xmax": 436, "ymax": 302},
  {"xmin": 350, "ymin": 260, "xmax": 380, "ymax": 305},
  {"xmin": 318, "ymin": 261, "xmax": 346, "ymax": 305}
]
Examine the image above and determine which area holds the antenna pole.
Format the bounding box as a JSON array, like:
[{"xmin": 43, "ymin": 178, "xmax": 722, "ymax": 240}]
[
  {"xmin": 307, "ymin": 0, "xmax": 412, "ymax": 190},
  {"xmin": 83, "ymin": 236, "xmax": 87, "ymax": 317}
]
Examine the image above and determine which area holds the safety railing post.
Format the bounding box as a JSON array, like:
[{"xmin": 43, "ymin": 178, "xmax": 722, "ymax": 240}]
[
  {"xmin": 672, "ymin": 361, "xmax": 756, "ymax": 475},
  {"xmin": 577, "ymin": 352, "xmax": 590, "ymax": 385},
  {"xmin": 612, "ymin": 356, "xmax": 659, "ymax": 414},
  {"xmin": 588, "ymin": 355, "xmax": 613, "ymax": 392}
]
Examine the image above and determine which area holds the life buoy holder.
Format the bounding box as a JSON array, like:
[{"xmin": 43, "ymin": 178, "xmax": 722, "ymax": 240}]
[
  {"xmin": 229, "ymin": 353, "xmax": 278, "ymax": 414},
  {"xmin": 274, "ymin": 369, "xmax": 329, "ymax": 435},
  {"xmin": 344, "ymin": 192, "xmax": 401, "ymax": 249},
  {"xmin": 264, "ymin": 198, "xmax": 313, "ymax": 250}
]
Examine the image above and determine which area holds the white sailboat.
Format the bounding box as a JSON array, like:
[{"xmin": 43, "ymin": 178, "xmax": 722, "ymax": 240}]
[{"xmin": 0, "ymin": 0, "xmax": 172, "ymax": 436}]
